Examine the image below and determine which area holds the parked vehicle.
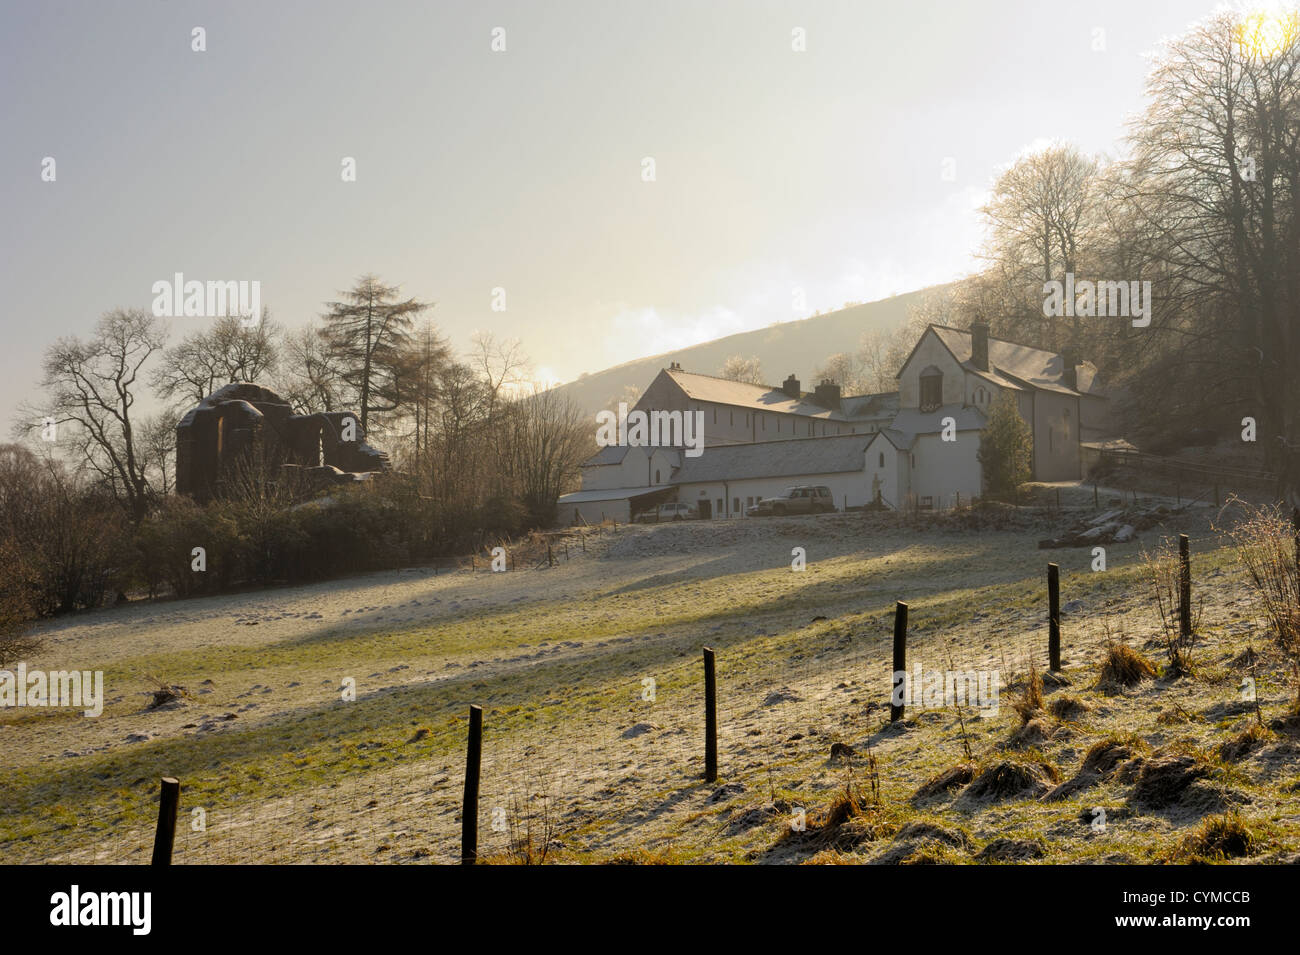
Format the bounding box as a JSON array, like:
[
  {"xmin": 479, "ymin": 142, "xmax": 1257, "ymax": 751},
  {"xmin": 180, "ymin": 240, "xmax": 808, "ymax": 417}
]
[
  {"xmin": 746, "ymin": 485, "xmax": 835, "ymax": 516},
  {"xmin": 635, "ymin": 501, "xmax": 699, "ymax": 523}
]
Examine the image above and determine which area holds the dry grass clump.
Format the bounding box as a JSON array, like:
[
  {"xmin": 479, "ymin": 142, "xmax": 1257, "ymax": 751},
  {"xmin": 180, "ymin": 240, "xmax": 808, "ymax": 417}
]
[
  {"xmin": 1047, "ymin": 694, "xmax": 1090, "ymax": 722},
  {"xmin": 1167, "ymin": 812, "xmax": 1265, "ymax": 862},
  {"xmin": 1217, "ymin": 723, "xmax": 1273, "ymax": 762},
  {"xmin": 1097, "ymin": 640, "xmax": 1157, "ymax": 693},
  {"xmin": 1012, "ymin": 665, "xmax": 1045, "ymax": 725},
  {"xmin": 911, "ymin": 763, "xmax": 976, "ymax": 804},
  {"xmin": 961, "ymin": 752, "xmax": 1060, "ymax": 803}
]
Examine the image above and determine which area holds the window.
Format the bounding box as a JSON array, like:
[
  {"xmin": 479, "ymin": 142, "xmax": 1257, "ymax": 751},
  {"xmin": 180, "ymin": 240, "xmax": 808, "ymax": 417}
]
[
  {"xmin": 716, "ymin": 498, "xmax": 723, "ymax": 516},
  {"xmin": 762, "ymin": 416, "xmax": 766, "ymax": 431},
  {"xmin": 920, "ymin": 366, "xmax": 943, "ymax": 412},
  {"xmin": 713, "ymin": 407, "xmax": 717, "ymax": 424},
  {"xmin": 655, "ymin": 469, "xmax": 661, "ymax": 483},
  {"xmin": 879, "ymin": 452, "xmax": 885, "ymax": 467},
  {"xmin": 729, "ymin": 411, "xmax": 734, "ymax": 426},
  {"xmin": 974, "ymin": 386, "xmax": 988, "ymax": 406},
  {"xmin": 733, "ymin": 497, "xmax": 740, "ymax": 513}
]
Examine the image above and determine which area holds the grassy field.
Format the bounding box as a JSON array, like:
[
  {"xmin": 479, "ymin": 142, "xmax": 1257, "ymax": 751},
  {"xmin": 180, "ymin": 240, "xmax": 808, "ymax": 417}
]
[{"xmin": 3, "ymin": 492, "xmax": 1299, "ymax": 864}]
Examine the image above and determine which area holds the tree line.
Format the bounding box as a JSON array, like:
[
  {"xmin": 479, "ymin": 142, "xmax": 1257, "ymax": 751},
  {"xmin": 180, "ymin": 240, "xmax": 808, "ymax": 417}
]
[
  {"xmin": 2, "ymin": 274, "xmax": 591, "ymax": 628},
  {"xmin": 775, "ymin": 10, "xmax": 1300, "ymax": 500}
]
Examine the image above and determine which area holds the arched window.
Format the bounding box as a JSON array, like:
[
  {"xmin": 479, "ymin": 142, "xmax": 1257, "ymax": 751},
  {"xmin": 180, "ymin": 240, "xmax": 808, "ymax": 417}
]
[
  {"xmin": 879, "ymin": 452, "xmax": 885, "ymax": 467},
  {"xmin": 974, "ymin": 385, "xmax": 988, "ymax": 406},
  {"xmin": 655, "ymin": 469, "xmax": 661, "ymax": 484},
  {"xmin": 919, "ymin": 366, "xmax": 943, "ymax": 412}
]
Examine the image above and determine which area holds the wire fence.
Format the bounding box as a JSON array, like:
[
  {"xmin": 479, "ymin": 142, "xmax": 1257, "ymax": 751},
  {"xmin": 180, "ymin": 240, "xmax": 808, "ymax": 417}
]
[{"xmin": 1, "ymin": 507, "xmax": 1259, "ymax": 865}]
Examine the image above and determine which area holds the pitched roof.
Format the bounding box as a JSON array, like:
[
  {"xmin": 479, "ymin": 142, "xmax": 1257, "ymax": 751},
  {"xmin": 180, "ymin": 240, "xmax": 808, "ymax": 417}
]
[
  {"xmin": 866, "ymin": 428, "xmax": 914, "ymax": 451},
  {"xmin": 673, "ymin": 433, "xmax": 869, "ymax": 484},
  {"xmin": 657, "ymin": 368, "xmax": 865, "ymax": 421},
  {"xmin": 841, "ymin": 391, "xmax": 900, "ymax": 418},
  {"xmin": 582, "ymin": 445, "xmax": 632, "ymax": 468},
  {"xmin": 925, "ymin": 326, "xmax": 1099, "ymax": 396},
  {"xmin": 557, "ymin": 484, "xmax": 673, "ymax": 504}
]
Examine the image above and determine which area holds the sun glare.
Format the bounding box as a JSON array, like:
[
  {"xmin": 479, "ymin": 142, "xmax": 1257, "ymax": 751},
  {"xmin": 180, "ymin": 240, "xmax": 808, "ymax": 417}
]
[{"xmin": 1236, "ymin": 6, "xmax": 1298, "ymax": 57}]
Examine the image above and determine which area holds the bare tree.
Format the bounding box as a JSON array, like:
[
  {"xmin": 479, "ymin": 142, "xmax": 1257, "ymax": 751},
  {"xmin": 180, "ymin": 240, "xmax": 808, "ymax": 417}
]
[
  {"xmin": 718, "ymin": 354, "xmax": 764, "ymax": 383},
  {"xmin": 812, "ymin": 352, "xmax": 868, "ymax": 393},
  {"xmin": 22, "ymin": 309, "xmax": 165, "ymax": 522},
  {"xmin": 151, "ymin": 312, "xmax": 280, "ymax": 406},
  {"xmin": 1123, "ymin": 8, "xmax": 1300, "ymax": 497},
  {"xmin": 981, "ymin": 143, "xmax": 1104, "ymax": 350}
]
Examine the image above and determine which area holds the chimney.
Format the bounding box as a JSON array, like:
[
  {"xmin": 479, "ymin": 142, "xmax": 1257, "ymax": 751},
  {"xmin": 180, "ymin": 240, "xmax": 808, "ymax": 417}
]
[
  {"xmin": 970, "ymin": 321, "xmax": 990, "ymax": 372},
  {"xmin": 1061, "ymin": 348, "xmax": 1079, "ymax": 391},
  {"xmin": 668, "ymin": 361, "xmax": 682, "ymax": 372},
  {"xmin": 782, "ymin": 374, "xmax": 801, "ymax": 398},
  {"xmin": 813, "ymin": 379, "xmax": 842, "ymax": 411}
]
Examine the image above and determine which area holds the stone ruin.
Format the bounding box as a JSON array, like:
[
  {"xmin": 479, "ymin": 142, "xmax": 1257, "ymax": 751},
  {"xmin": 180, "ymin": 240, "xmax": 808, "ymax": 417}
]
[{"xmin": 175, "ymin": 383, "xmax": 390, "ymax": 503}]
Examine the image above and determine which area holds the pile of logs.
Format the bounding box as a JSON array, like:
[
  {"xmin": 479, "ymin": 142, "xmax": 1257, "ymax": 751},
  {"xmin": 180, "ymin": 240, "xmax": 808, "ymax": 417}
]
[{"xmin": 1037, "ymin": 503, "xmax": 1186, "ymax": 549}]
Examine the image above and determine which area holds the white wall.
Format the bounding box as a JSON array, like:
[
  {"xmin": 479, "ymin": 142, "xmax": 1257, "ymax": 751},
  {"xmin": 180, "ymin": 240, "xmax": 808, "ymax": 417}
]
[
  {"xmin": 561, "ymin": 498, "xmax": 633, "ymax": 526},
  {"xmin": 899, "ymin": 331, "xmax": 965, "ymax": 409},
  {"xmin": 866, "ymin": 437, "xmax": 905, "ymax": 509},
  {"xmin": 677, "ymin": 467, "xmax": 870, "ymax": 518},
  {"xmin": 908, "ymin": 432, "xmax": 982, "ymax": 505}
]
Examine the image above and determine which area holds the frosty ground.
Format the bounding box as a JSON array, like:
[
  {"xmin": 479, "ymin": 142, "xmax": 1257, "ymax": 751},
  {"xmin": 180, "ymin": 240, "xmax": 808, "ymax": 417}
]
[{"xmin": 4, "ymin": 488, "xmax": 1298, "ymax": 864}]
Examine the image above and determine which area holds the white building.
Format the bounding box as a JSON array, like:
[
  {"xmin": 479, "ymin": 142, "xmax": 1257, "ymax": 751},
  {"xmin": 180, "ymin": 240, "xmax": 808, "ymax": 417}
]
[{"xmin": 555, "ymin": 321, "xmax": 1107, "ymax": 524}]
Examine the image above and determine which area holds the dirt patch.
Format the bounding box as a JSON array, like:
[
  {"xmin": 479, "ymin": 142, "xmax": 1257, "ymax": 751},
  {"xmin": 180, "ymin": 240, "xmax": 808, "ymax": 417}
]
[{"xmin": 975, "ymin": 837, "xmax": 1048, "ymax": 862}]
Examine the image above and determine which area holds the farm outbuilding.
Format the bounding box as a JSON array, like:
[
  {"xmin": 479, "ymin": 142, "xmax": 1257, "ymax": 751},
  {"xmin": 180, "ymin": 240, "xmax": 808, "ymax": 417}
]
[{"xmin": 671, "ymin": 433, "xmax": 873, "ymax": 518}]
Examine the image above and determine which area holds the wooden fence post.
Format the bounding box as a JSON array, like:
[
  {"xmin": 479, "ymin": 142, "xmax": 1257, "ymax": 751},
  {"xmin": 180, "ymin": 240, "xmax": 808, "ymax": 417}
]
[
  {"xmin": 703, "ymin": 647, "xmax": 717, "ymax": 782},
  {"xmin": 1048, "ymin": 563, "xmax": 1061, "ymax": 671},
  {"xmin": 1178, "ymin": 534, "xmax": 1192, "ymax": 642},
  {"xmin": 151, "ymin": 776, "xmax": 180, "ymax": 866},
  {"xmin": 461, "ymin": 705, "xmax": 482, "ymax": 865},
  {"xmin": 891, "ymin": 601, "xmax": 908, "ymax": 723},
  {"xmin": 547, "ymin": 541, "xmax": 553, "ymax": 567}
]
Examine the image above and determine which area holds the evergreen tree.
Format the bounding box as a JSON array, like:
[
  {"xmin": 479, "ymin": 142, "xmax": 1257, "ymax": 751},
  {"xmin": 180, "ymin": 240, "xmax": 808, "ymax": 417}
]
[{"xmin": 978, "ymin": 390, "xmax": 1032, "ymax": 500}]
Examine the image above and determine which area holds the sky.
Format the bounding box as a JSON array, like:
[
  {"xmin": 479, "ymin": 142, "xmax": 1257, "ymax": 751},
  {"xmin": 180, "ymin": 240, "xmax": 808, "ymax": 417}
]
[{"xmin": 0, "ymin": 0, "xmax": 1245, "ymax": 424}]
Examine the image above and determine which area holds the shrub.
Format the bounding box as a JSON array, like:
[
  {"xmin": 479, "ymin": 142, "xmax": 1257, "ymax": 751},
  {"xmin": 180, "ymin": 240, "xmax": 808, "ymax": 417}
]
[{"xmin": 1230, "ymin": 502, "xmax": 1300, "ymax": 710}]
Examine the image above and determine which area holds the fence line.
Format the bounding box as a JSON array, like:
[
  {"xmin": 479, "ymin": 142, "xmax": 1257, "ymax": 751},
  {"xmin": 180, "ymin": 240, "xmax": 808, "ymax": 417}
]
[{"xmin": 5, "ymin": 514, "xmax": 1235, "ymax": 865}]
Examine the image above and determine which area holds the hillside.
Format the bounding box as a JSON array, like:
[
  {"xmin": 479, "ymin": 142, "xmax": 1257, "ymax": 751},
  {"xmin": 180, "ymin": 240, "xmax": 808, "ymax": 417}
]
[{"xmin": 552, "ymin": 286, "xmax": 948, "ymax": 414}]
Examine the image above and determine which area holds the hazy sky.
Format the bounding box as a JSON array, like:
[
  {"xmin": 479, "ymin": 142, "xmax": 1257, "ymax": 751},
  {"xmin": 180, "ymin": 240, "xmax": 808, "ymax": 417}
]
[{"xmin": 0, "ymin": 0, "xmax": 1234, "ymax": 423}]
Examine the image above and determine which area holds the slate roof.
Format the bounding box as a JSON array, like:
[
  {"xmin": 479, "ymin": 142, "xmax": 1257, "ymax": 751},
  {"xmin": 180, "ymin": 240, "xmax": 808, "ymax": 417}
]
[
  {"xmin": 582, "ymin": 445, "xmax": 632, "ymax": 467},
  {"xmin": 927, "ymin": 325, "xmax": 1101, "ymax": 396},
  {"xmin": 557, "ymin": 484, "xmax": 674, "ymax": 504},
  {"xmin": 661, "ymin": 369, "xmax": 877, "ymax": 422}
]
